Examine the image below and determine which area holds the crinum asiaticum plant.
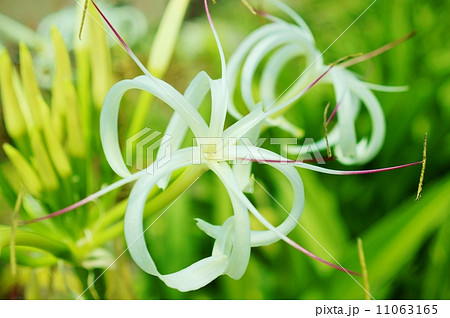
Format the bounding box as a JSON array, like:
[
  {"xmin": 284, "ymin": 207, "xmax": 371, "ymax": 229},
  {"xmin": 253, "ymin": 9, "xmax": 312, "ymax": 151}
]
[{"xmin": 38, "ymin": 0, "xmax": 422, "ymax": 292}]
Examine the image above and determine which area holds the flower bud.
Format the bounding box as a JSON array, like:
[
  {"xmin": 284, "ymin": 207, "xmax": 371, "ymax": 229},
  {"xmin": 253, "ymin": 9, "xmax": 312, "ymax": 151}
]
[
  {"xmin": 0, "ymin": 51, "xmax": 27, "ymax": 140},
  {"xmin": 19, "ymin": 42, "xmax": 43, "ymax": 128},
  {"xmin": 3, "ymin": 143, "xmax": 43, "ymax": 195}
]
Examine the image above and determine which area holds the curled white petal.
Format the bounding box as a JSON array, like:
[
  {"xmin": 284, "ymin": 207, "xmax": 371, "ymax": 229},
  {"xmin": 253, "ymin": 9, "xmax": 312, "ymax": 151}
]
[
  {"xmin": 329, "ymin": 68, "xmax": 358, "ymax": 159},
  {"xmin": 265, "ymin": 0, "xmax": 314, "ymax": 42},
  {"xmin": 209, "ymin": 162, "xmax": 251, "ymax": 279},
  {"xmin": 125, "ymin": 150, "xmax": 253, "ymax": 290},
  {"xmin": 234, "ymin": 147, "xmax": 305, "ymax": 246},
  {"xmin": 326, "ymin": 68, "xmax": 386, "ymax": 165},
  {"xmin": 198, "ymin": 148, "xmax": 305, "ymax": 247},
  {"xmin": 155, "ymin": 71, "xmax": 211, "ymax": 189},
  {"xmin": 240, "ymin": 29, "xmax": 316, "ymax": 110},
  {"xmin": 124, "ymin": 148, "xmax": 228, "ymax": 291},
  {"xmin": 227, "ymin": 24, "xmax": 279, "ymax": 119},
  {"xmin": 100, "ymin": 75, "xmax": 209, "ymax": 178}
]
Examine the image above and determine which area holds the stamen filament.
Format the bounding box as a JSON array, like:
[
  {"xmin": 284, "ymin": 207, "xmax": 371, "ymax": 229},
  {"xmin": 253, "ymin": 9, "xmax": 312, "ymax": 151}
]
[
  {"xmin": 327, "ymin": 94, "xmax": 345, "ymax": 125},
  {"xmin": 340, "ymin": 31, "xmax": 417, "ymax": 68},
  {"xmin": 268, "ymin": 33, "xmax": 414, "ymax": 119},
  {"xmin": 246, "ymin": 174, "xmax": 359, "ymax": 275},
  {"xmin": 416, "ymin": 132, "xmax": 427, "ymax": 201},
  {"xmin": 241, "ymin": 0, "xmax": 257, "ymax": 15},
  {"xmin": 330, "ymin": 53, "xmax": 363, "ymax": 67},
  {"xmin": 90, "ymin": 0, "xmax": 151, "ymax": 77},
  {"xmin": 283, "ymin": 235, "xmax": 360, "ymax": 276},
  {"xmin": 21, "ymin": 171, "xmax": 145, "ymax": 225},
  {"xmin": 338, "ymin": 161, "xmax": 422, "ymax": 175},
  {"xmin": 240, "ymin": 157, "xmax": 422, "ymax": 175},
  {"xmin": 204, "ymin": 0, "xmax": 226, "ymax": 77},
  {"xmin": 323, "ymin": 102, "xmax": 332, "ymax": 158},
  {"xmin": 90, "ymin": 1, "xmax": 128, "ymax": 54},
  {"xmin": 78, "ymin": 0, "xmax": 89, "ymax": 40},
  {"xmin": 267, "ymin": 65, "xmax": 334, "ymax": 116}
]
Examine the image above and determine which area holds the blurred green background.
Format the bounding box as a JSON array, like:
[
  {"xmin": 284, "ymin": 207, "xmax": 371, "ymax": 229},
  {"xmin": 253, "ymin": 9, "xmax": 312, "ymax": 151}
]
[{"xmin": 0, "ymin": 0, "xmax": 449, "ymax": 299}]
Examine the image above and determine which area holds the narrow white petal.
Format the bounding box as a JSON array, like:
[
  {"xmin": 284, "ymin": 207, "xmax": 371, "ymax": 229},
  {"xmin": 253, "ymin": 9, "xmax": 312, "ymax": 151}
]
[
  {"xmin": 224, "ymin": 148, "xmax": 305, "ymax": 246},
  {"xmin": 208, "ymin": 77, "xmax": 228, "ymax": 137},
  {"xmin": 209, "ymin": 162, "xmax": 251, "ymax": 279},
  {"xmin": 223, "ymin": 103, "xmax": 264, "ymax": 141},
  {"xmin": 266, "ymin": 116, "xmax": 304, "ymax": 138},
  {"xmin": 160, "ymin": 255, "xmax": 228, "ymax": 292},
  {"xmin": 354, "ymin": 81, "xmax": 409, "ymax": 92},
  {"xmin": 196, "ymin": 217, "xmax": 221, "ymax": 238},
  {"xmin": 287, "ymin": 128, "xmax": 339, "ymax": 155}
]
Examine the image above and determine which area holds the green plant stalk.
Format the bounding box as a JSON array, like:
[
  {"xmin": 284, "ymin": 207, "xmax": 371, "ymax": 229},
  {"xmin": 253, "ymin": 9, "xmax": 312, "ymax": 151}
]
[
  {"xmin": 0, "ymin": 226, "xmax": 72, "ymax": 261},
  {"xmin": 357, "ymin": 237, "xmax": 371, "ymax": 300},
  {"xmin": 0, "ymin": 247, "xmax": 58, "ymax": 267},
  {"xmin": 95, "ymin": 165, "xmax": 197, "ymax": 230},
  {"xmin": 85, "ymin": 165, "xmax": 207, "ymax": 252},
  {"xmin": 0, "ymin": 164, "xmax": 18, "ymax": 208},
  {"xmin": 74, "ymin": 46, "xmax": 97, "ymax": 195},
  {"xmin": 10, "ymin": 188, "xmax": 25, "ymax": 276}
]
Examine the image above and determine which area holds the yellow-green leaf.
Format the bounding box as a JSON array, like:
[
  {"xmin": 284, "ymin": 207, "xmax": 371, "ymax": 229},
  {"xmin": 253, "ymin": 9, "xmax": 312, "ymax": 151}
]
[
  {"xmin": 30, "ymin": 128, "xmax": 60, "ymax": 191},
  {"xmin": 38, "ymin": 97, "xmax": 72, "ymax": 178},
  {"xmin": 64, "ymin": 81, "xmax": 86, "ymax": 158}
]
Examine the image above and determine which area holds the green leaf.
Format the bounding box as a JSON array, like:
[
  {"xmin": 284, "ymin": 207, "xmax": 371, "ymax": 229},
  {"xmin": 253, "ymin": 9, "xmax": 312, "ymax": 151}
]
[
  {"xmin": 0, "ymin": 225, "xmax": 72, "ymax": 262},
  {"xmin": 422, "ymin": 217, "xmax": 450, "ymax": 299},
  {"xmin": 295, "ymin": 170, "xmax": 350, "ymax": 273}
]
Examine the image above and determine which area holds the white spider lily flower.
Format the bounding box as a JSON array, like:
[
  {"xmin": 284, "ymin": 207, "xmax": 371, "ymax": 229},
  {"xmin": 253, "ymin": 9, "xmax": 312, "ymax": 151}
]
[
  {"xmin": 227, "ymin": 0, "xmax": 407, "ymax": 165},
  {"xmin": 26, "ymin": 0, "xmax": 420, "ymax": 292},
  {"xmin": 95, "ymin": 0, "xmax": 363, "ymax": 291}
]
